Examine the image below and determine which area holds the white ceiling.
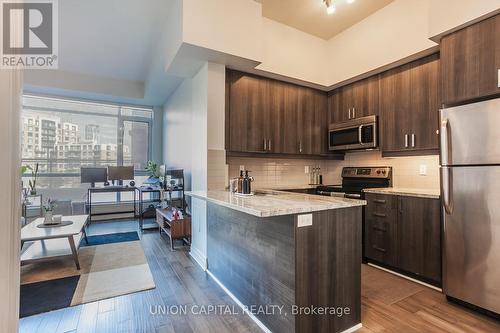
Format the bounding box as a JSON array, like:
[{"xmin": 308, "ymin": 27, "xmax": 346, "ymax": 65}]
[
  {"xmin": 24, "ymin": 0, "xmax": 182, "ymax": 106},
  {"xmin": 262, "ymin": 0, "xmax": 394, "ymax": 40}
]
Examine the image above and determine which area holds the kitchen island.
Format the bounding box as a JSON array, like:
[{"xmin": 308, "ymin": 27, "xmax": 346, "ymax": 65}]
[{"xmin": 186, "ymin": 190, "xmax": 366, "ymax": 333}]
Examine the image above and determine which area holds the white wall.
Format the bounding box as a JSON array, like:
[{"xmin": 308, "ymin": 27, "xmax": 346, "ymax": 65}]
[
  {"xmin": 257, "ymin": 17, "xmax": 329, "ymax": 86},
  {"xmin": 326, "ymin": 0, "xmax": 437, "ymax": 84},
  {"xmin": 0, "ymin": 69, "xmax": 22, "ymax": 333},
  {"xmin": 182, "ymin": 0, "xmax": 263, "ymax": 64},
  {"xmin": 163, "ymin": 79, "xmax": 193, "ymax": 190},
  {"xmin": 163, "ymin": 62, "xmax": 227, "ymax": 269},
  {"xmin": 428, "ymin": 0, "xmax": 500, "ymax": 39}
]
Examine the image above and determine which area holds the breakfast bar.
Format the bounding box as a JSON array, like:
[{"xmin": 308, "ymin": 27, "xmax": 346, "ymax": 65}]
[{"xmin": 186, "ymin": 190, "xmax": 366, "ymax": 333}]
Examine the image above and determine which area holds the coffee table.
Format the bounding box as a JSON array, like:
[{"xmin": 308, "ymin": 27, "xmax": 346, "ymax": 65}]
[{"xmin": 21, "ymin": 215, "xmax": 89, "ymax": 270}]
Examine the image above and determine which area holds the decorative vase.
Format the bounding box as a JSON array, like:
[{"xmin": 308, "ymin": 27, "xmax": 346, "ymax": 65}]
[{"xmin": 44, "ymin": 211, "xmax": 54, "ymax": 225}]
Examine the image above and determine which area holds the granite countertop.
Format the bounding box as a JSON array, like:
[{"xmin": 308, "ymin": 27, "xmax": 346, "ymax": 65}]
[
  {"xmin": 185, "ymin": 190, "xmax": 366, "ymax": 217},
  {"xmin": 363, "ymin": 187, "xmax": 440, "ymax": 199}
]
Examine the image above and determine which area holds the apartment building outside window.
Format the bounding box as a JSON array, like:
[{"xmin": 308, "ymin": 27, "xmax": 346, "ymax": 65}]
[{"xmin": 21, "ymin": 95, "xmax": 153, "ymax": 202}]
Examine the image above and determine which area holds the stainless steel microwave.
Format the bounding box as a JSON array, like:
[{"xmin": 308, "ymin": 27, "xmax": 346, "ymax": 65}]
[{"xmin": 328, "ymin": 115, "xmax": 378, "ymax": 151}]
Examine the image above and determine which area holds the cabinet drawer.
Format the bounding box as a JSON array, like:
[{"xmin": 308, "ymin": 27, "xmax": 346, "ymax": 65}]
[{"xmin": 364, "ymin": 193, "xmax": 398, "ymax": 266}]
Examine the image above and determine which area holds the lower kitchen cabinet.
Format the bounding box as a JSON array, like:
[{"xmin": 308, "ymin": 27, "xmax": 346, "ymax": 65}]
[{"xmin": 364, "ymin": 193, "xmax": 442, "ymax": 286}]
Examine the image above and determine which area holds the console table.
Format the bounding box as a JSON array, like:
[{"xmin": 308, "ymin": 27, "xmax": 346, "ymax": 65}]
[
  {"xmin": 87, "ymin": 186, "xmax": 137, "ymax": 223},
  {"xmin": 155, "ymin": 208, "xmax": 191, "ymax": 250}
]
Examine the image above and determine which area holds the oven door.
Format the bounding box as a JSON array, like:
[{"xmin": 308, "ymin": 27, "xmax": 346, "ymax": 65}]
[{"xmin": 329, "ymin": 122, "xmax": 377, "ymax": 151}]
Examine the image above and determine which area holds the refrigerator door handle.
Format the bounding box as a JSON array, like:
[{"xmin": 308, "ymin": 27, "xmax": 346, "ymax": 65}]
[
  {"xmin": 441, "ymin": 118, "xmax": 452, "ymax": 165},
  {"xmin": 441, "ymin": 167, "xmax": 453, "ymax": 215}
]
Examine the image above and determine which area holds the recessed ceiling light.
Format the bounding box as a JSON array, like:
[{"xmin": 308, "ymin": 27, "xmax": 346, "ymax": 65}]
[{"xmin": 347, "ymin": 0, "xmax": 355, "ymax": 3}]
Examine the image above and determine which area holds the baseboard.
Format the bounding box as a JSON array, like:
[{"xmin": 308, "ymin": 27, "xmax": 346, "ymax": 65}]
[
  {"xmin": 341, "ymin": 323, "xmax": 363, "ymax": 333},
  {"xmin": 189, "ymin": 247, "xmax": 208, "ymax": 271},
  {"xmin": 367, "ymin": 263, "xmax": 443, "ymax": 292},
  {"xmin": 206, "ymin": 270, "xmax": 272, "ymax": 333}
]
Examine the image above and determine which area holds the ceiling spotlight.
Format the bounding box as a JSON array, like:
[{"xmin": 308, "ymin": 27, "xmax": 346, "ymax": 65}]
[
  {"xmin": 324, "ymin": 0, "xmax": 336, "ymax": 14},
  {"xmin": 347, "ymin": 0, "xmax": 355, "ymax": 3}
]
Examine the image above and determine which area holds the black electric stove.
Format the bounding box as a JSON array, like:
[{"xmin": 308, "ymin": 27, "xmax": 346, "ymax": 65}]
[{"xmin": 315, "ymin": 167, "xmax": 392, "ymax": 199}]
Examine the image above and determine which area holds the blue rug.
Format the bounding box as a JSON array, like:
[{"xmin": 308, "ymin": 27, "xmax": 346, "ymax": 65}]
[
  {"xmin": 81, "ymin": 231, "xmax": 140, "ymax": 247},
  {"xmin": 20, "ymin": 231, "xmax": 141, "ymax": 318}
]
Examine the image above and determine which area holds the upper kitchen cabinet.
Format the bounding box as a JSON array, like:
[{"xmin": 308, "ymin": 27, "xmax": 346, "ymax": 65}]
[
  {"xmin": 441, "ymin": 14, "xmax": 500, "ymax": 105},
  {"xmin": 328, "ymin": 76, "xmax": 379, "ymax": 123},
  {"xmin": 379, "ymin": 54, "xmax": 440, "ymax": 156},
  {"xmin": 227, "ymin": 71, "xmax": 270, "ymax": 153},
  {"xmin": 226, "ymin": 70, "xmax": 335, "ymax": 158}
]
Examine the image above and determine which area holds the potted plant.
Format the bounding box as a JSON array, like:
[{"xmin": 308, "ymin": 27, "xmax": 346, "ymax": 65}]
[
  {"xmin": 43, "ymin": 198, "xmax": 57, "ymax": 225},
  {"xmin": 23, "ymin": 163, "xmax": 39, "ymax": 195},
  {"xmin": 144, "ymin": 161, "xmax": 161, "ymax": 185}
]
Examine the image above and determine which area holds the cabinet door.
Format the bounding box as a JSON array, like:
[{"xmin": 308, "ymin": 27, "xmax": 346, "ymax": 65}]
[
  {"xmin": 379, "ymin": 64, "xmax": 412, "ymax": 152},
  {"xmin": 267, "ymin": 80, "xmax": 285, "ymax": 153},
  {"xmin": 312, "ymin": 90, "xmax": 328, "ymax": 155},
  {"xmin": 398, "ymin": 196, "xmax": 441, "ymax": 284},
  {"xmin": 327, "ymin": 89, "xmax": 346, "ymax": 123},
  {"xmin": 352, "ymin": 76, "xmax": 379, "ymax": 118},
  {"xmin": 282, "ymin": 84, "xmax": 300, "ymax": 154},
  {"xmin": 409, "ymin": 54, "xmax": 440, "ymax": 151},
  {"xmin": 364, "ymin": 193, "xmax": 398, "ymax": 267},
  {"xmin": 228, "ymin": 72, "xmax": 268, "ymax": 153},
  {"xmin": 339, "ymin": 85, "xmax": 354, "ymax": 121},
  {"xmin": 441, "ymin": 14, "xmax": 500, "ymax": 105},
  {"xmin": 297, "ymin": 87, "xmax": 315, "ymax": 155}
]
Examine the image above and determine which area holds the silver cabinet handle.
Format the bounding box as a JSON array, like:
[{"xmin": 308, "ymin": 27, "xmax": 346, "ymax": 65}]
[
  {"xmin": 268, "ymin": 139, "xmax": 272, "ymax": 151},
  {"xmin": 497, "ymin": 69, "xmax": 500, "ymax": 88},
  {"xmin": 411, "ymin": 134, "xmax": 415, "ymax": 148},
  {"xmin": 352, "ymin": 107, "xmax": 356, "ymax": 119},
  {"xmin": 404, "ymin": 134, "xmax": 409, "ymax": 148},
  {"xmin": 441, "ymin": 119, "xmax": 451, "ymax": 166},
  {"xmin": 441, "ymin": 167, "xmax": 453, "ymax": 215},
  {"xmin": 299, "ymin": 141, "xmax": 303, "ymax": 153},
  {"xmin": 358, "ymin": 125, "xmax": 364, "ymax": 145},
  {"xmin": 263, "ymin": 139, "xmax": 267, "ymax": 151},
  {"xmin": 348, "ymin": 108, "xmax": 351, "ymax": 119}
]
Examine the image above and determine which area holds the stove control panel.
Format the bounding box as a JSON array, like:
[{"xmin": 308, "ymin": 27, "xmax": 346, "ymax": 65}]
[{"xmin": 342, "ymin": 167, "xmax": 392, "ymax": 179}]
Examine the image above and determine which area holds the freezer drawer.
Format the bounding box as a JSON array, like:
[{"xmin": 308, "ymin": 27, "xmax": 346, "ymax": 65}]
[
  {"xmin": 442, "ymin": 166, "xmax": 500, "ymax": 314},
  {"xmin": 440, "ymin": 98, "xmax": 500, "ymax": 166}
]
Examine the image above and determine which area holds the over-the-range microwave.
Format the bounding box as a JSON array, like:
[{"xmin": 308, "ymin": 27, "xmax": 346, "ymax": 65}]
[{"xmin": 328, "ymin": 115, "xmax": 378, "ymax": 151}]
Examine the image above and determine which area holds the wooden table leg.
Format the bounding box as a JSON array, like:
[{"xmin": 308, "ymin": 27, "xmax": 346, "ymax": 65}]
[{"xmin": 68, "ymin": 236, "xmax": 80, "ymax": 270}]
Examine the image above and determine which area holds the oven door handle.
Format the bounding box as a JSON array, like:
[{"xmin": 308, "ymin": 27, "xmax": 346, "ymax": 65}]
[{"xmin": 358, "ymin": 125, "xmax": 364, "ymax": 145}]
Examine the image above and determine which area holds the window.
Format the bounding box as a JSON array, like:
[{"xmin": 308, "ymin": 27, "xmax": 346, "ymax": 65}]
[{"xmin": 21, "ymin": 95, "xmax": 153, "ymax": 202}]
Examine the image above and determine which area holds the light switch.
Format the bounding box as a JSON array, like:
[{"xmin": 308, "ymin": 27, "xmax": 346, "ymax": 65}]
[
  {"xmin": 419, "ymin": 164, "xmax": 427, "ymax": 176},
  {"xmin": 304, "ymin": 166, "xmax": 310, "ymax": 174},
  {"xmin": 297, "ymin": 214, "xmax": 313, "ymax": 227},
  {"xmin": 239, "ymin": 165, "xmax": 245, "ymax": 171}
]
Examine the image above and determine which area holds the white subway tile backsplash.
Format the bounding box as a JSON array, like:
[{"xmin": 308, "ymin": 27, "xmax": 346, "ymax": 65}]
[{"xmin": 227, "ymin": 151, "xmax": 440, "ymax": 190}]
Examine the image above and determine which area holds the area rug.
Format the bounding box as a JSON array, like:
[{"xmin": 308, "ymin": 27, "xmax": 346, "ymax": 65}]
[{"xmin": 20, "ymin": 232, "xmax": 155, "ymax": 318}]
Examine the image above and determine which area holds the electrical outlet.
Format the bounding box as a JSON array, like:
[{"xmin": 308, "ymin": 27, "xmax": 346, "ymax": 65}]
[
  {"xmin": 297, "ymin": 214, "xmax": 313, "ymax": 227},
  {"xmin": 239, "ymin": 165, "xmax": 245, "ymax": 171},
  {"xmin": 419, "ymin": 164, "xmax": 427, "ymax": 176},
  {"xmin": 304, "ymin": 166, "xmax": 310, "ymax": 174}
]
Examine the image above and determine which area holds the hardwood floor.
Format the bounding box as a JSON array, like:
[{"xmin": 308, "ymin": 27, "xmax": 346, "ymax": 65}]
[
  {"xmin": 19, "ymin": 219, "xmax": 500, "ymax": 333},
  {"xmin": 19, "ymin": 220, "xmax": 260, "ymax": 333},
  {"xmin": 360, "ymin": 265, "xmax": 500, "ymax": 333}
]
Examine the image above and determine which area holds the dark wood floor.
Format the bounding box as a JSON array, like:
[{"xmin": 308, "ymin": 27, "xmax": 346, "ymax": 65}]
[
  {"xmin": 19, "ymin": 219, "xmax": 260, "ymax": 333},
  {"xmin": 19, "ymin": 219, "xmax": 500, "ymax": 333}
]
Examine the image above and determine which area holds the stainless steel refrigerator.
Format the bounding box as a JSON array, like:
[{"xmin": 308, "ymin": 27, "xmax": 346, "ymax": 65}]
[{"xmin": 440, "ymin": 97, "xmax": 500, "ymax": 314}]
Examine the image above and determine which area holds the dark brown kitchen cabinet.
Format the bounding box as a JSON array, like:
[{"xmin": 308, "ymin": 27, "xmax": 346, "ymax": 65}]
[
  {"xmin": 398, "ymin": 196, "xmax": 441, "ymax": 284},
  {"xmin": 364, "ymin": 193, "xmax": 441, "ymax": 286},
  {"xmin": 227, "ymin": 71, "xmax": 269, "ymax": 153},
  {"xmin": 226, "ymin": 70, "xmax": 331, "ymax": 157},
  {"xmin": 441, "ymin": 14, "xmax": 500, "ymax": 105},
  {"xmin": 328, "ymin": 76, "xmax": 379, "ymax": 123},
  {"xmin": 364, "ymin": 194, "xmax": 399, "ymax": 267},
  {"xmin": 379, "ymin": 54, "xmax": 440, "ymax": 156}
]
